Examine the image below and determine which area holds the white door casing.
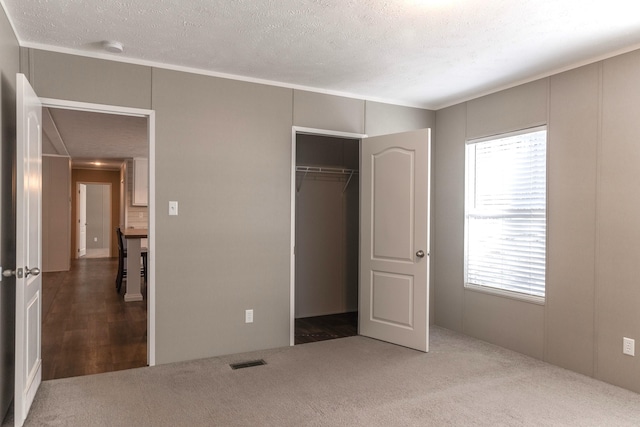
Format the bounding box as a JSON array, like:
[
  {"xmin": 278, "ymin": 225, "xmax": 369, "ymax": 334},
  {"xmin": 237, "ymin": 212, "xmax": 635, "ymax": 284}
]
[
  {"xmin": 359, "ymin": 128, "xmax": 430, "ymax": 352},
  {"xmin": 15, "ymin": 73, "xmax": 43, "ymax": 427},
  {"xmin": 40, "ymin": 97, "xmax": 157, "ymax": 366},
  {"xmin": 289, "ymin": 127, "xmax": 367, "ymax": 345},
  {"xmin": 78, "ymin": 183, "xmax": 87, "ymax": 257}
]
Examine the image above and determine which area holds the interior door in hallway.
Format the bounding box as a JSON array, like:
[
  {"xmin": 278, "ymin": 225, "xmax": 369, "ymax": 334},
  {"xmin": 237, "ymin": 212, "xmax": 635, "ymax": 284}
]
[
  {"xmin": 15, "ymin": 73, "xmax": 43, "ymax": 427},
  {"xmin": 359, "ymin": 128, "xmax": 431, "ymax": 352}
]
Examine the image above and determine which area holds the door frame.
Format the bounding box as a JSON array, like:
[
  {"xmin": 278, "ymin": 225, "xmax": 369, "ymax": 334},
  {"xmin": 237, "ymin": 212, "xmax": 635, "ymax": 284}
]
[
  {"xmin": 40, "ymin": 97, "xmax": 157, "ymax": 366},
  {"xmin": 289, "ymin": 126, "xmax": 367, "ymax": 345},
  {"xmin": 75, "ymin": 182, "xmax": 112, "ymax": 258}
]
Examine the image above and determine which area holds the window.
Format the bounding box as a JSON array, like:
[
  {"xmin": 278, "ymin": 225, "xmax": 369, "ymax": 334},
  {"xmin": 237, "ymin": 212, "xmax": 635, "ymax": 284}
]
[{"xmin": 465, "ymin": 127, "xmax": 547, "ymax": 302}]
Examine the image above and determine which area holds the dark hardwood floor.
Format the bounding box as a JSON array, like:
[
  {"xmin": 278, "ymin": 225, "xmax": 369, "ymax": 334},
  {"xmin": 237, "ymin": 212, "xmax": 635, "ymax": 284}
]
[
  {"xmin": 295, "ymin": 312, "xmax": 358, "ymax": 345},
  {"xmin": 42, "ymin": 257, "xmax": 147, "ymax": 380}
]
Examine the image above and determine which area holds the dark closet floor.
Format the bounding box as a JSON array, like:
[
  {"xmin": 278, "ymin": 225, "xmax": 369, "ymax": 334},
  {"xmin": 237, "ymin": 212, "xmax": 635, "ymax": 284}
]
[
  {"xmin": 295, "ymin": 312, "xmax": 358, "ymax": 345},
  {"xmin": 42, "ymin": 258, "xmax": 147, "ymax": 380}
]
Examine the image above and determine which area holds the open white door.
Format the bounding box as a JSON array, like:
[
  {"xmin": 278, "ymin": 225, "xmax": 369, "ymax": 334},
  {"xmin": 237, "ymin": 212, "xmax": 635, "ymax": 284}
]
[
  {"xmin": 360, "ymin": 128, "xmax": 430, "ymax": 352},
  {"xmin": 77, "ymin": 183, "xmax": 87, "ymax": 257},
  {"xmin": 15, "ymin": 73, "xmax": 43, "ymax": 426}
]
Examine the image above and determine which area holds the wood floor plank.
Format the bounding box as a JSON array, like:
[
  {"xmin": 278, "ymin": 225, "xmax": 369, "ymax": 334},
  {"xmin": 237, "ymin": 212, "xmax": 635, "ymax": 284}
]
[{"xmin": 42, "ymin": 257, "xmax": 147, "ymax": 380}]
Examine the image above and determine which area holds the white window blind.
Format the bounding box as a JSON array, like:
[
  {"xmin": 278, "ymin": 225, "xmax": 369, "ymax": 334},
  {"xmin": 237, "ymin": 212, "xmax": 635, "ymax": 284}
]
[{"xmin": 465, "ymin": 127, "xmax": 547, "ymax": 300}]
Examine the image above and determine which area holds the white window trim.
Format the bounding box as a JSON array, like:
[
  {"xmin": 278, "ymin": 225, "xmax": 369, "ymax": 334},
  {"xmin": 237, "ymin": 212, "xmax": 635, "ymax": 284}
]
[
  {"xmin": 463, "ymin": 125, "xmax": 547, "ymax": 305},
  {"xmin": 464, "ymin": 283, "xmax": 545, "ymax": 305}
]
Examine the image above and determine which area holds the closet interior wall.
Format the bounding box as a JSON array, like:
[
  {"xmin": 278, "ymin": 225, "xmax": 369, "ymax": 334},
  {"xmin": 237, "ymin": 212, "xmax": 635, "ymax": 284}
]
[{"xmin": 295, "ymin": 134, "xmax": 359, "ymax": 318}]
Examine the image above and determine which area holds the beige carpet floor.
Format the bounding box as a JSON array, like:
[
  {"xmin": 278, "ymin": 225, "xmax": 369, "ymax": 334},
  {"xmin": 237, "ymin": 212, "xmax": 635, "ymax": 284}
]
[{"xmin": 5, "ymin": 326, "xmax": 640, "ymax": 426}]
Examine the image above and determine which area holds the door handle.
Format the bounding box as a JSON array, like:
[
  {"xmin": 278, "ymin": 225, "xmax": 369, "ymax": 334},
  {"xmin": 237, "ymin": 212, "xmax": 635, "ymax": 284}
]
[
  {"xmin": 25, "ymin": 267, "xmax": 40, "ymax": 277},
  {"xmin": 416, "ymin": 250, "xmax": 425, "ymax": 258}
]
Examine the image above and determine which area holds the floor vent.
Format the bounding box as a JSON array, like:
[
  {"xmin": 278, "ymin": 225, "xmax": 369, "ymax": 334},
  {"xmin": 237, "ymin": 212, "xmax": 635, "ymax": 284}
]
[{"xmin": 230, "ymin": 359, "xmax": 267, "ymax": 370}]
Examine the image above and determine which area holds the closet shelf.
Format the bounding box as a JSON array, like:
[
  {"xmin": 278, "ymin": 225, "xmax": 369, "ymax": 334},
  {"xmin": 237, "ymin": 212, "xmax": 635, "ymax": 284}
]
[
  {"xmin": 295, "ymin": 166, "xmax": 358, "ymax": 175},
  {"xmin": 296, "ymin": 165, "xmax": 359, "ymax": 193}
]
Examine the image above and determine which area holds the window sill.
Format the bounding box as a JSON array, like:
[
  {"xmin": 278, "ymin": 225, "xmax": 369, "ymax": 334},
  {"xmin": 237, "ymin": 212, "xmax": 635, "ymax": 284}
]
[{"xmin": 464, "ymin": 283, "xmax": 545, "ymax": 306}]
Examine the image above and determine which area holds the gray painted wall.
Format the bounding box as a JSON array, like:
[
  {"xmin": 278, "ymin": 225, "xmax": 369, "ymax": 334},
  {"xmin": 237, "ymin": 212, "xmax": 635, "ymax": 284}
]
[
  {"xmin": 9, "ymin": 13, "xmax": 640, "ymax": 398},
  {"xmin": 365, "ymin": 101, "xmax": 433, "ymax": 137},
  {"xmin": 545, "ymin": 63, "xmax": 599, "ymax": 377},
  {"xmin": 26, "ymin": 49, "xmax": 151, "ymax": 109},
  {"xmin": 42, "ymin": 156, "xmax": 71, "ymax": 272},
  {"xmin": 597, "ymin": 52, "xmax": 640, "ymax": 392},
  {"xmin": 293, "ymin": 91, "xmax": 365, "ymax": 134},
  {"xmin": 85, "ymin": 184, "xmax": 110, "ymax": 250},
  {"xmin": 152, "ymin": 68, "xmax": 294, "ymax": 362},
  {"xmin": 0, "ymin": 5, "xmax": 19, "ymax": 420},
  {"xmin": 23, "ymin": 48, "xmax": 434, "ymax": 365},
  {"xmin": 434, "ymin": 54, "xmax": 640, "ymax": 393}
]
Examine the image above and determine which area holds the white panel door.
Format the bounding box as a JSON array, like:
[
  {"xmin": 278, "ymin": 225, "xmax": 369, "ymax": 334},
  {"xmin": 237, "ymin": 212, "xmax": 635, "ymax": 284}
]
[
  {"xmin": 15, "ymin": 73, "xmax": 43, "ymax": 426},
  {"xmin": 360, "ymin": 128, "xmax": 430, "ymax": 352},
  {"xmin": 78, "ymin": 183, "xmax": 87, "ymax": 257}
]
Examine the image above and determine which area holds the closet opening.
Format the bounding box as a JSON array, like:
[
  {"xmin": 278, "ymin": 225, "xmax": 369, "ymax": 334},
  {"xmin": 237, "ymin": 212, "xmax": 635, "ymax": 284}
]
[{"xmin": 293, "ymin": 132, "xmax": 360, "ymax": 345}]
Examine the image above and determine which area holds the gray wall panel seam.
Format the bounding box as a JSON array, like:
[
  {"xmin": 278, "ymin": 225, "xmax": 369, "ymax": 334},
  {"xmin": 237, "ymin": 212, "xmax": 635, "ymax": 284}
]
[{"xmin": 593, "ymin": 60, "xmax": 604, "ymax": 380}]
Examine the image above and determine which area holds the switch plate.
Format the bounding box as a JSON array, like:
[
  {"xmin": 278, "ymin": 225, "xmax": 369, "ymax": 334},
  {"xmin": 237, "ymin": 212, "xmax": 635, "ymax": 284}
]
[
  {"xmin": 245, "ymin": 309, "xmax": 253, "ymax": 324},
  {"xmin": 623, "ymin": 337, "xmax": 635, "ymax": 356},
  {"xmin": 169, "ymin": 201, "xmax": 178, "ymax": 216}
]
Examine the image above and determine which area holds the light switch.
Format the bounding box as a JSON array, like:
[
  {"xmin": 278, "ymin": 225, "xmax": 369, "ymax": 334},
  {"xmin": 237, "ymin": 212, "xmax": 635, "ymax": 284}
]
[{"xmin": 169, "ymin": 201, "xmax": 178, "ymax": 216}]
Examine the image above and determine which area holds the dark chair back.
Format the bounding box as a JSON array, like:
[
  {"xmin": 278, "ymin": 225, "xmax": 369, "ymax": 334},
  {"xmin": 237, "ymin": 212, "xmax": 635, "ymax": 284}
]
[
  {"xmin": 115, "ymin": 227, "xmax": 126, "ymax": 292},
  {"xmin": 116, "ymin": 227, "xmax": 125, "ymax": 253},
  {"xmin": 115, "ymin": 227, "xmax": 147, "ymax": 293}
]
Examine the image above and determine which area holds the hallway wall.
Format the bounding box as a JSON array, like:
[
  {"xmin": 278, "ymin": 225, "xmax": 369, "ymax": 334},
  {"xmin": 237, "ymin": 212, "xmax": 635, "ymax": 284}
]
[
  {"xmin": 85, "ymin": 184, "xmax": 111, "ymax": 251},
  {"xmin": 42, "ymin": 155, "xmax": 71, "ymax": 271}
]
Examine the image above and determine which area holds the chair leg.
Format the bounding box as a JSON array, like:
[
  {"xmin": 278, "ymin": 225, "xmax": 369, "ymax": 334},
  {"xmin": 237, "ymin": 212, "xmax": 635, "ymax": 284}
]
[
  {"xmin": 116, "ymin": 252, "xmax": 126, "ymax": 293},
  {"xmin": 142, "ymin": 253, "xmax": 148, "ymax": 282},
  {"xmin": 116, "ymin": 263, "xmax": 123, "ymax": 293}
]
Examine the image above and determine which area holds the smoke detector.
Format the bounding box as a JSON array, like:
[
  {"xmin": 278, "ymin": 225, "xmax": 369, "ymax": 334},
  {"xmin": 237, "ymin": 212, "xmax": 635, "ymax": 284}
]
[{"xmin": 102, "ymin": 41, "xmax": 124, "ymax": 53}]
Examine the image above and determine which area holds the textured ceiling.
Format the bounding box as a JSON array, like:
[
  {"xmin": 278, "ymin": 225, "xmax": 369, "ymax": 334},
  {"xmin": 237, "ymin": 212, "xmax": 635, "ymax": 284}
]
[
  {"xmin": 5, "ymin": 1, "xmax": 640, "ymax": 108},
  {"xmin": 43, "ymin": 108, "xmax": 147, "ymax": 170}
]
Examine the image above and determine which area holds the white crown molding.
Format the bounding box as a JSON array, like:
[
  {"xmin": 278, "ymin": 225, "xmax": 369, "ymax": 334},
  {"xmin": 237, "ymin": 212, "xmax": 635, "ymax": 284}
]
[
  {"xmin": 26, "ymin": 39, "xmax": 640, "ymax": 111},
  {"xmin": 433, "ymin": 41, "xmax": 640, "ymax": 110},
  {"xmin": 21, "ymin": 40, "xmax": 432, "ymax": 110}
]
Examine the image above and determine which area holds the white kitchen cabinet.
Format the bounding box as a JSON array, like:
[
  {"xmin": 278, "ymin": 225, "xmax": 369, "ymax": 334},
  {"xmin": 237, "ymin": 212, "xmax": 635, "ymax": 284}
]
[{"xmin": 132, "ymin": 157, "xmax": 148, "ymax": 206}]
